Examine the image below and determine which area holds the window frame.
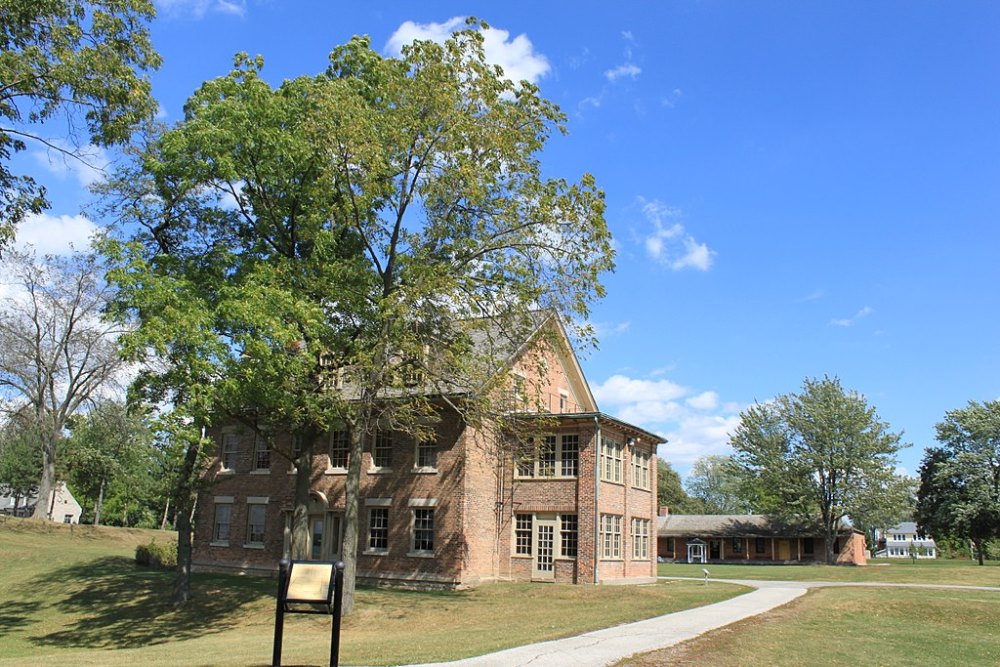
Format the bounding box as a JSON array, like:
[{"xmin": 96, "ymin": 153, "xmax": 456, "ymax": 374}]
[
  {"xmin": 244, "ymin": 497, "xmax": 269, "ymax": 548},
  {"xmin": 414, "ymin": 438, "xmax": 438, "ymax": 472},
  {"xmin": 251, "ymin": 435, "xmax": 271, "ymax": 473},
  {"xmin": 212, "ymin": 496, "xmax": 233, "ymax": 546},
  {"xmin": 560, "ymin": 514, "xmax": 578, "ymax": 559},
  {"xmin": 600, "ymin": 513, "xmax": 622, "ymax": 560},
  {"xmin": 220, "ymin": 433, "xmax": 239, "ymax": 473},
  {"xmin": 631, "ymin": 448, "xmax": 651, "ymax": 490},
  {"xmin": 515, "ymin": 514, "xmax": 533, "ymax": 556},
  {"xmin": 327, "ymin": 429, "xmax": 349, "ymax": 472},
  {"xmin": 515, "ymin": 434, "xmax": 581, "ymax": 479},
  {"xmin": 631, "ymin": 517, "xmax": 650, "ymax": 560},
  {"xmin": 371, "ymin": 431, "xmax": 393, "ymax": 471},
  {"xmin": 409, "ymin": 505, "xmax": 435, "ymax": 556},
  {"xmin": 364, "ymin": 498, "xmax": 391, "ymax": 555},
  {"xmin": 600, "ymin": 438, "xmax": 624, "ymax": 483}
]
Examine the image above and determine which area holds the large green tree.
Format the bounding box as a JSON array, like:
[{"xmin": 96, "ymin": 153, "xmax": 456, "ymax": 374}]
[
  {"xmin": 0, "ymin": 414, "xmax": 43, "ymax": 509},
  {"xmin": 916, "ymin": 400, "xmax": 1000, "ymax": 565},
  {"xmin": 0, "ymin": 0, "xmax": 160, "ymax": 249},
  {"xmin": 101, "ymin": 23, "xmax": 613, "ymax": 611},
  {"xmin": 656, "ymin": 458, "xmax": 704, "ymax": 514},
  {"xmin": 730, "ymin": 376, "xmax": 906, "ymax": 564}
]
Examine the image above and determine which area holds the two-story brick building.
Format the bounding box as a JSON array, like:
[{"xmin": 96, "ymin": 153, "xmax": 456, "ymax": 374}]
[{"xmin": 192, "ymin": 314, "xmax": 665, "ymax": 587}]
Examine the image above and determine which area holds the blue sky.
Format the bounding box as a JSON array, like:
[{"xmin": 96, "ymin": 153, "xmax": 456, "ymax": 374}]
[{"xmin": 16, "ymin": 1, "xmax": 1000, "ymax": 480}]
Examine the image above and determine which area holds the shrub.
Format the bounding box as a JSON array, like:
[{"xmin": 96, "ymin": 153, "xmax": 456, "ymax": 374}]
[{"xmin": 135, "ymin": 539, "xmax": 177, "ymax": 569}]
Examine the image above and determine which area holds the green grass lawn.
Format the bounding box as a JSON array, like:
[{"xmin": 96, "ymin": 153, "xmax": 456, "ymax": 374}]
[
  {"xmin": 0, "ymin": 517, "xmax": 743, "ymax": 666},
  {"xmin": 660, "ymin": 558, "xmax": 1000, "ymax": 586},
  {"xmin": 619, "ymin": 586, "xmax": 1000, "ymax": 667}
]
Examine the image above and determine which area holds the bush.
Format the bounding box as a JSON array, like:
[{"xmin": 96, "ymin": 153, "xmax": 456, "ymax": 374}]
[{"xmin": 135, "ymin": 539, "xmax": 177, "ymax": 569}]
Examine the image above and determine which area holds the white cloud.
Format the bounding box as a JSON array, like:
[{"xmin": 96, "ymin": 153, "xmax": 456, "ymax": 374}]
[
  {"xmin": 662, "ymin": 88, "xmax": 683, "ymax": 108},
  {"xmin": 385, "ymin": 18, "xmax": 550, "ymax": 85},
  {"xmin": 594, "ymin": 374, "xmax": 689, "ymax": 405},
  {"xmin": 639, "ymin": 198, "xmax": 716, "ymax": 271},
  {"xmin": 156, "ymin": 0, "xmax": 246, "ymax": 18},
  {"xmin": 32, "ymin": 142, "xmax": 109, "ymax": 188},
  {"xmin": 16, "ymin": 213, "xmax": 98, "ymax": 255},
  {"xmin": 830, "ymin": 305, "xmax": 875, "ymax": 327},
  {"xmin": 593, "ymin": 373, "xmax": 743, "ymax": 470},
  {"xmin": 605, "ymin": 63, "xmax": 641, "ymax": 82}
]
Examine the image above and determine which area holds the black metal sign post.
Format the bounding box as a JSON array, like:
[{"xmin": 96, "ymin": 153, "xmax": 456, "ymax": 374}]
[{"xmin": 272, "ymin": 559, "xmax": 346, "ymax": 667}]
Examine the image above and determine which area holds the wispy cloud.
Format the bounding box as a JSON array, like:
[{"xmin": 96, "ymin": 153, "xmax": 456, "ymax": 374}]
[
  {"xmin": 661, "ymin": 88, "xmax": 683, "ymax": 108},
  {"xmin": 640, "ymin": 198, "xmax": 716, "ymax": 271},
  {"xmin": 591, "ymin": 320, "xmax": 631, "ymax": 339},
  {"xmin": 830, "ymin": 305, "xmax": 875, "ymax": 327},
  {"xmin": 156, "ymin": 0, "xmax": 247, "ymax": 18},
  {"xmin": 385, "ymin": 18, "xmax": 550, "ymax": 85},
  {"xmin": 798, "ymin": 289, "xmax": 824, "ymax": 302},
  {"xmin": 31, "ymin": 141, "xmax": 109, "ymax": 188},
  {"xmin": 605, "ymin": 63, "xmax": 641, "ymax": 82}
]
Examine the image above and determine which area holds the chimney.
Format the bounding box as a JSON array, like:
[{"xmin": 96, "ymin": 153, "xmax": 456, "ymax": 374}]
[{"xmin": 659, "ymin": 506, "xmax": 670, "ymax": 517}]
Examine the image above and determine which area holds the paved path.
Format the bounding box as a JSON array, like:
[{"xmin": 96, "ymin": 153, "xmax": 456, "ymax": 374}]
[{"xmin": 404, "ymin": 578, "xmax": 1000, "ymax": 667}]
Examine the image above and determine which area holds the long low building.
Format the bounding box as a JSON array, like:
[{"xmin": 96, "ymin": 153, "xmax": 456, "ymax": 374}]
[{"xmin": 657, "ymin": 513, "xmax": 867, "ymax": 565}]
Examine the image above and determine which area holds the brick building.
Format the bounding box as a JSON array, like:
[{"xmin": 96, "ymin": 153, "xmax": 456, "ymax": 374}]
[{"xmin": 192, "ymin": 314, "xmax": 665, "ymax": 587}]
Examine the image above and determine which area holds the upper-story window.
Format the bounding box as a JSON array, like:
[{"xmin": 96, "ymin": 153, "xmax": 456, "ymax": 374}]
[
  {"xmin": 252, "ymin": 436, "xmax": 271, "ymax": 472},
  {"xmin": 220, "ymin": 434, "xmax": 239, "ymax": 472},
  {"xmin": 631, "ymin": 449, "xmax": 651, "ymax": 490},
  {"xmin": 516, "ymin": 435, "xmax": 579, "ymax": 478},
  {"xmin": 328, "ymin": 430, "xmax": 349, "ymax": 471},
  {"xmin": 372, "ymin": 431, "xmax": 393, "ymax": 470},
  {"xmin": 415, "ymin": 439, "xmax": 438, "ymax": 471},
  {"xmin": 600, "ymin": 438, "xmax": 623, "ymax": 483}
]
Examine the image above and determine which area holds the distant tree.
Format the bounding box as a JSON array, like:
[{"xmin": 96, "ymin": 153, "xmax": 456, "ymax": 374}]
[
  {"xmin": 657, "ymin": 458, "xmax": 703, "ymax": 513},
  {"xmin": 0, "ymin": 415, "xmax": 43, "ymax": 508},
  {"xmin": 916, "ymin": 400, "xmax": 1000, "ymax": 566},
  {"xmin": 731, "ymin": 376, "xmax": 906, "ymax": 564},
  {"xmin": 685, "ymin": 455, "xmax": 754, "ymax": 514},
  {"xmin": 0, "ymin": 249, "xmax": 126, "ymax": 519},
  {"xmin": 63, "ymin": 400, "xmax": 152, "ymax": 525},
  {"xmin": 0, "ymin": 0, "xmax": 160, "ymax": 250}
]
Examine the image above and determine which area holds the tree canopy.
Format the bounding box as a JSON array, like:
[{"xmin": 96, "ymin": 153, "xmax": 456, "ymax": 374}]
[
  {"xmin": 916, "ymin": 400, "xmax": 1000, "ymax": 565},
  {"xmin": 101, "ymin": 24, "xmax": 613, "ymax": 609},
  {"xmin": 730, "ymin": 376, "xmax": 906, "ymax": 563},
  {"xmin": 685, "ymin": 454, "xmax": 754, "ymax": 514},
  {"xmin": 0, "ymin": 0, "xmax": 161, "ymax": 249}
]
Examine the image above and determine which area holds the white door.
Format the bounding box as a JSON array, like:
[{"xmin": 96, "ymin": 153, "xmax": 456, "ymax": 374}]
[{"xmin": 533, "ymin": 515, "xmax": 556, "ymax": 580}]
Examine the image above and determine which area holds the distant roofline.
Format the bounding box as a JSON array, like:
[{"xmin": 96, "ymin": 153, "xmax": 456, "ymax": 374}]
[{"xmin": 511, "ymin": 411, "xmax": 667, "ymax": 445}]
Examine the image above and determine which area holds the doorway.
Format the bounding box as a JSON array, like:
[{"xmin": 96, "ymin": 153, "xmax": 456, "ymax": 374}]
[{"xmin": 532, "ymin": 515, "xmax": 556, "ymax": 580}]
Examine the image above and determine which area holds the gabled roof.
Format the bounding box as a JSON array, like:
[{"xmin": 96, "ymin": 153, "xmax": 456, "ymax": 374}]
[{"xmin": 658, "ymin": 514, "xmax": 857, "ymax": 538}]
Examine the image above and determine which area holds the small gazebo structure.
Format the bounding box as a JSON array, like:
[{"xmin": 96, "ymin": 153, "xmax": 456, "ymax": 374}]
[{"xmin": 686, "ymin": 538, "xmax": 707, "ymax": 564}]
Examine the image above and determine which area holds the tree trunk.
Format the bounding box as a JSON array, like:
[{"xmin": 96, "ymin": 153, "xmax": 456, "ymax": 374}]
[
  {"xmin": 160, "ymin": 496, "xmax": 171, "ymax": 531},
  {"xmin": 290, "ymin": 433, "xmax": 315, "ymax": 560},
  {"xmin": 973, "ymin": 537, "xmax": 985, "ymax": 566},
  {"xmin": 32, "ymin": 438, "xmax": 57, "ymax": 520},
  {"xmin": 94, "ymin": 477, "xmax": 105, "ymax": 526},
  {"xmin": 340, "ymin": 425, "xmax": 365, "ymax": 615},
  {"xmin": 171, "ymin": 434, "xmax": 203, "ymax": 607}
]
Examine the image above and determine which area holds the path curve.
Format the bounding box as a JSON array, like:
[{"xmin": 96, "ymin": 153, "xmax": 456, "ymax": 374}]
[{"xmin": 403, "ymin": 578, "xmax": 1000, "ymax": 667}]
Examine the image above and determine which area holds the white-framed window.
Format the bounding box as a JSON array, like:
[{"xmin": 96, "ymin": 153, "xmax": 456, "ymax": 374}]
[
  {"xmin": 631, "ymin": 449, "xmax": 650, "ymax": 490},
  {"xmin": 560, "ymin": 514, "xmax": 578, "ymax": 558},
  {"xmin": 212, "ymin": 496, "xmax": 233, "ymax": 545},
  {"xmin": 601, "ymin": 514, "xmax": 622, "ymax": 559},
  {"xmin": 245, "ymin": 497, "xmax": 269, "ymax": 547},
  {"xmin": 220, "ymin": 434, "xmax": 239, "ymax": 472},
  {"xmin": 558, "ymin": 389, "xmax": 569, "ymax": 413},
  {"xmin": 372, "ymin": 431, "xmax": 393, "ymax": 470},
  {"xmin": 632, "ymin": 518, "xmax": 650, "ymax": 560},
  {"xmin": 414, "ymin": 439, "xmax": 438, "ymax": 471},
  {"xmin": 365, "ymin": 498, "xmax": 391, "ymax": 554},
  {"xmin": 600, "ymin": 438, "xmax": 623, "ymax": 483},
  {"xmin": 327, "ymin": 429, "xmax": 349, "ymax": 471},
  {"xmin": 252, "ymin": 436, "xmax": 271, "ymax": 472},
  {"xmin": 515, "ymin": 514, "xmax": 532, "ymax": 555},
  {"xmin": 516, "ymin": 435, "xmax": 580, "ymax": 479},
  {"xmin": 410, "ymin": 506, "xmax": 435, "ymax": 555}
]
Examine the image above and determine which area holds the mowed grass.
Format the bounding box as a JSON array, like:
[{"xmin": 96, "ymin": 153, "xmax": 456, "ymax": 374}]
[
  {"xmin": 619, "ymin": 586, "xmax": 1000, "ymax": 667},
  {"xmin": 660, "ymin": 559, "xmax": 1000, "ymax": 586},
  {"xmin": 0, "ymin": 517, "xmax": 744, "ymax": 667}
]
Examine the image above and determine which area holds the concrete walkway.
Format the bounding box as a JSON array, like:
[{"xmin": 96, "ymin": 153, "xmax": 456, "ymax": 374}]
[{"xmin": 404, "ymin": 578, "xmax": 1000, "ymax": 667}]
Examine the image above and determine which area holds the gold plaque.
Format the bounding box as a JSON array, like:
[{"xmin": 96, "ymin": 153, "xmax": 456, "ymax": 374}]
[{"xmin": 286, "ymin": 562, "xmax": 334, "ymax": 603}]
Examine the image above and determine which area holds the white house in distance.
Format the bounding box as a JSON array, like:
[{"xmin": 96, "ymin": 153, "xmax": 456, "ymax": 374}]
[
  {"xmin": 875, "ymin": 521, "xmax": 937, "ymax": 559},
  {"xmin": 0, "ymin": 482, "xmax": 82, "ymax": 524}
]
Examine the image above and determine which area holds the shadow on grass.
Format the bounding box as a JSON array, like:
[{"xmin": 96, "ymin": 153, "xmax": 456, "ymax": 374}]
[
  {"xmin": 0, "ymin": 600, "xmax": 45, "ymax": 635},
  {"xmin": 20, "ymin": 556, "xmax": 271, "ymax": 650}
]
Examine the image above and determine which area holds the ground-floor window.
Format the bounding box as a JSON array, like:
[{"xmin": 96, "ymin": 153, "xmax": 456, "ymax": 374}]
[
  {"xmin": 803, "ymin": 537, "xmax": 815, "ymax": 555},
  {"xmin": 560, "ymin": 514, "xmax": 578, "ymax": 558},
  {"xmin": 755, "ymin": 537, "xmax": 767, "ymax": 554},
  {"xmin": 515, "ymin": 514, "xmax": 533, "ymax": 555},
  {"xmin": 515, "ymin": 513, "xmax": 578, "ymax": 559},
  {"xmin": 213, "ymin": 500, "xmax": 232, "ymax": 544},
  {"xmin": 632, "ymin": 518, "xmax": 650, "ymax": 560},
  {"xmin": 245, "ymin": 498, "xmax": 268, "ymax": 547},
  {"xmin": 601, "ymin": 514, "xmax": 622, "ymax": 559},
  {"xmin": 731, "ymin": 537, "xmax": 743, "ymax": 554},
  {"xmin": 411, "ymin": 508, "xmax": 434, "ymax": 554},
  {"xmin": 367, "ymin": 506, "xmax": 389, "ymax": 553}
]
